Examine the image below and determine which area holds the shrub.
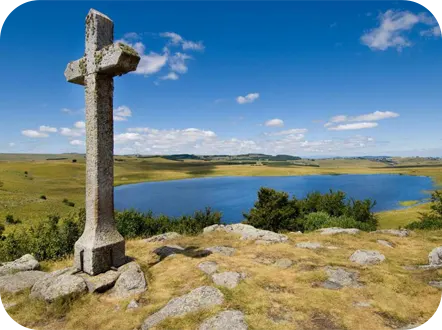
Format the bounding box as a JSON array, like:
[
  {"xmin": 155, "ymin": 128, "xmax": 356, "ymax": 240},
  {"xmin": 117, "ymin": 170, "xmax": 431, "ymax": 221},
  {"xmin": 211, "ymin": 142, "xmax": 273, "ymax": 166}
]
[
  {"xmin": 0, "ymin": 223, "xmax": 4, "ymax": 237},
  {"xmin": 406, "ymin": 191, "xmax": 442, "ymax": 230},
  {"xmin": 40, "ymin": 195, "xmax": 47, "ymax": 200},
  {"xmin": 62, "ymin": 198, "xmax": 75, "ymax": 207},
  {"xmin": 5, "ymin": 214, "xmax": 20, "ymax": 225},
  {"xmin": 72, "ymin": 159, "xmax": 77, "ymax": 163}
]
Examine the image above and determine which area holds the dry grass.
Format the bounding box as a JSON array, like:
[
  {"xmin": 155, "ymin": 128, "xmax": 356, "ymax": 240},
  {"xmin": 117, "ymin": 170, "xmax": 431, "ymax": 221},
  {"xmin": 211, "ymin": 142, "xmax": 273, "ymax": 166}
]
[{"xmin": 3, "ymin": 230, "xmax": 442, "ymax": 330}]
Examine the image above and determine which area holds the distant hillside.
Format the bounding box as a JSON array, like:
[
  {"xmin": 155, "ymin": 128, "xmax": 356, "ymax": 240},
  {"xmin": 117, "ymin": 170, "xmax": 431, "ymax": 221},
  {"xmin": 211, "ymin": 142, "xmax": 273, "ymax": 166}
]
[{"xmin": 160, "ymin": 154, "xmax": 302, "ymax": 162}]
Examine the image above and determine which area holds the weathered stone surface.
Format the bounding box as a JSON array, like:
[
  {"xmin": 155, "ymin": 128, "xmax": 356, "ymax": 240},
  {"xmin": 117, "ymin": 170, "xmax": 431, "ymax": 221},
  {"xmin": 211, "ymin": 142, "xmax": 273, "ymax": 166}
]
[
  {"xmin": 198, "ymin": 261, "xmax": 219, "ymax": 275},
  {"xmin": 212, "ymin": 272, "xmax": 244, "ymax": 289},
  {"xmin": 428, "ymin": 247, "xmax": 442, "ymax": 266},
  {"xmin": 321, "ymin": 280, "xmax": 342, "ymax": 290},
  {"xmin": 429, "ymin": 281, "xmax": 442, "ymax": 289},
  {"xmin": 204, "ymin": 224, "xmax": 288, "ymax": 243},
  {"xmin": 205, "ymin": 246, "xmax": 236, "ymax": 257},
  {"xmin": 318, "ymin": 228, "xmax": 360, "ymax": 235},
  {"xmin": 0, "ymin": 254, "xmax": 40, "ymax": 276},
  {"xmin": 144, "ymin": 232, "xmax": 181, "ymax": 243},
  {"xmin": 199, "ymin": 310, "xmax": 248, "ymax": 330},
  {"xmin": 154, "ymin": 245, "xmax": 185, "ymax": 258},
  {"xmin": 374, "ymin": 229, "xmax": 411, "ymax": 237},
  {"xmin": 0, "ymin": 271, "xmax": 48, "ymax": 293},
  {"xmin": 324, "ymin": 267, "xmax": 363, "ymax": 288},
  {"xmin": 3, "ymin": 302, "xmax": 18, "ymax": 310},
  {"xmin": 111, "ymin": 262, "xmax": 147, "ymax": 298},
  {"xmin": 141, "ymin": 286, "xmax": 224, "ymax": 330},
  {"xmin": 79, "ymin": 269, "xmax": 121, "ymax": 293},
  {"xmin": 353, "ymin": 301, "xmax": 372, "ymax": 308},
  {"xmin": 30, "ymin": 274, "xmax": 87, "ymax": 302},
  {"xmin": 296, "ymin": 242, "xmax": 323, "ymax": 249},
  {"xmin": 255, "ymin": 240, "xmax": 274, "ymax": 245},
  {"xmin": 274, "ymin": 258, "xmax": 293, "ymax": 269},
  {"xmin": 350, "ymin": 250, "xmax": 385, "ymax": 265},
  {"xmin": 377, "ymin": 240, "xmax": 395, "ymax": 248},
  {"xmin": 127, "ymin": 299, "xmax": 140, "ymax": 310}
]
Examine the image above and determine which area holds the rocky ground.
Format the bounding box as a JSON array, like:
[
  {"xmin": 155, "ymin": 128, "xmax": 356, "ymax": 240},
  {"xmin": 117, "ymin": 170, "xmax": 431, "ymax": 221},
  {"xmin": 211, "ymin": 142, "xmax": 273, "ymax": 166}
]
[{"xmin": 1, "ymin": 224, "xmax": 442, "ymax": 330}]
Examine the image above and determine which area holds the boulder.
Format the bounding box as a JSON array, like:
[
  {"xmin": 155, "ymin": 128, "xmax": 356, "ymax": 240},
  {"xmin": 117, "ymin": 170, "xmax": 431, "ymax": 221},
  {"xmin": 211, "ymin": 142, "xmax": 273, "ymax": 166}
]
[
  {"xmin": 429, "ymin": 281, "xmax": 442, "ymax": 289},
  {"xmin": 324, "ymin": 267, "xmax": 363, "ymax": 288},
  {"xmin": 78, "ymin": 269, "xmax": 121, "ymax": 293},
  {"xmin": 274, "ymin": 258, "xmax": 293, "ymax": 269},
  {"xmin": 154, "ymin": 245, "xmax": 185, "ymax": 258},
  {"xmin": 374, "ymin": 229, "xmax": 411, "ymax": 237},
  {"xmin": 350, "ymin": 250, "xmax": 385, "ymax": 265},
  {"xmin": 428, "ymin": 247, "xmax": 442, "ymax": 266},
  {"xmin": 198, "ymin": 261, "xmax": 219, "ymax": 275},
  {"xmin": 321, "ymin": 281, "xmax": 342, "ymax": 290},
  {"xmin": 30, "ymin": 274, "xmax": 87, "ymax": 302},
  {"xmin": 0, "ymin": 271, "xmax": 48, "ymax": 293},
  {"xmin": 296, "ymin": 242, "xmax": 322, "ymax": 249},
  {"xmin": 141, "ymin": 286, "xmax": 224, "ymax": 330},
  {"xmin": 126, "ymin": 299, "xmax": 140, "ymax": 310},
  {"xmin": 144, "ymin": 232, "xmax": 181, "ymax": 243},
  {"xmin": 111, "ymin": 262, "xmax": 147, "ymax": 298},
  {"xmin": 199, "ymin": 310, "xmax": 248, "ymax": 330},
  {"xmin": 205, "ymin": 246, "xmax": 236, "ymax": 257},
  {"xmin": 353, "ymin": 301, "xmax": 372, "ymax": 308},
  {"xmin": 204, "ymin": 224, "xmax": 288, "ymax": 243},
  {"xmin": 0, "ymin": 254, "xmax": 40, "ymax": 276},
  {"xmin": 212, "ymin": 272, "xmax": 244, "ymax": 289},
  {"xmin": 377, "ymin": 240, "xmax": 395, "ymax": 248},
  {"xmin": 318, "ymin": 228, "xmax": 360, "ymax": 235}
]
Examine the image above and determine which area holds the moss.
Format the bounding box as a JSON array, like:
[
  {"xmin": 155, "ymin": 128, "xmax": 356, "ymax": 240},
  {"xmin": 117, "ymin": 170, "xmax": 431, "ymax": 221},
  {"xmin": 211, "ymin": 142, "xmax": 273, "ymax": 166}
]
[
  {"xmin": 94, "ymin": 52, "xmax": 103, "ymax": 66},
  {"xmin": 79, "ymin": 59, "xmax": 86, "ymax": 75},
  {"xmin": 118, "ymin": 43, "xmax": 139, "ymax": 57}
]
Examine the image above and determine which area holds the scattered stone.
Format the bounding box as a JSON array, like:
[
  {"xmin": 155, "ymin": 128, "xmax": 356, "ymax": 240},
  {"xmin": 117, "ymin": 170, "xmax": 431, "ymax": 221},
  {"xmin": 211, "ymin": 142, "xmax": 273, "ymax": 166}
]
[
  {"xmin": 326, "ymin": 246, "xmax": 339, "ymax": 250},
  {"xmin": 204, "ymin": 224, "xmax": 288, "ymax": 243},
  {"xmin": 254, "ymin": 257, "xmax": 275, "ymax": 265},
  {"xmin": 30, "ymin": 274, "xmax": 87, "ymax": 302},
  {"xmin": 0, "ymin": 254, "xmax": 40, "ymax": 276},
  {"xmin": 212, "ymin": 272, "xmax": 244, "ymax": 289},
  {"xmin": 374, "ymin": 229, "xmax": 411, "ymax": 237},
  {"xmin": 78, "ymin": 269, "xmax": 121, "ymax": 293},
  {"xmin": 274, "ymin": 258, "xmax": 293, "ymax": 269},
  {"xmin": 0, "ymin": 271, "xmax": 48, "ymax": 293},
  {"xmin": 296, "ymin": 242, "xmax": 323, "ymax": 249},
  {"xmin": 111, "ymin": 262, "xmax": 147, "ymax": 298},
  {"xmin": 144, "ymin": 232, "xmax": 181, "ymax": 243},
  {"xmin": 350, "ymin": 250, "xmax": 385, "ymax": 265},
  {"xmin": 321, "ymin": 280, "xmax": 342, "ymax": 290},
  {"xmin": 199, "ymin": 310, "xmax": 248, "ymax": 330},
  {"xmin": 353, "ymin": 301, "xmax": 372, "ymax": 308},
  {"xmin": 324, "ymin": 267, "xmax": 363, "ymax": 288},
  {"xmin": 3, "ymin": 302, "xmax": 18, "ymax": 310},
  {"xmin": 141, "ymin": 286, "xmax": 224, "ymax": 330},
  {"xmin": 154, "ymin": 245, "xmax": 185, "ymax": 258},
  {"xmin": 198, "ymin": 261, "xmax": 219, "ymax": 275},
  {"xmin": 318, "ymin": 228, "xmax": 360, "ymax": 235},
  {"xmin": 429, "ymin": 281, "xmax": 442, "ymax": 289},
  {"xmin": 428, "ymin": 246, "xmax": 442, "ymax": 266},
  {"xmin": 377, "ymin": 240, "xmax": 395, "ymax": 248},
  {"xmin": 255, "ymin": 240, "xmax": 274, "ymax": 245},
  {"xmin": 205, "ymin": 246, "xmax": 236, "ymax": 257},
  {"xmin": 127, "ymin": 300, "xmax": 140, "ymax": 310}
]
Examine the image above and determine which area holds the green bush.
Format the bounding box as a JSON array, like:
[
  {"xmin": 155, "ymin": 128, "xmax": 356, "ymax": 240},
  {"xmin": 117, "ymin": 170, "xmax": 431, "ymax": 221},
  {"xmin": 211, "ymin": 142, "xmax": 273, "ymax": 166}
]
[
  {"xmin": 40, "ymin": 195, "xmax": 47, "ymax": 200},
  {"xmin": 0, "ymin": 223, "xmax": 4, "ymax": 237},
  {"xmin": 5, "ymin": 214, "xmax": 20, "ymax": 225},
  {"xmin": 406, "ymin": 191, "xmax": 442, "ymax": 230}
]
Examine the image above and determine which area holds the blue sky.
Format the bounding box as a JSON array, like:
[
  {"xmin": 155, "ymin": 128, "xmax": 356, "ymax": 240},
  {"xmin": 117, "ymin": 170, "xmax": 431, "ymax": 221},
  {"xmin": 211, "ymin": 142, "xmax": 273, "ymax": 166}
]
[{"xmin": 0, "ymin": 1, "xmax": 441, "ymax": 157}]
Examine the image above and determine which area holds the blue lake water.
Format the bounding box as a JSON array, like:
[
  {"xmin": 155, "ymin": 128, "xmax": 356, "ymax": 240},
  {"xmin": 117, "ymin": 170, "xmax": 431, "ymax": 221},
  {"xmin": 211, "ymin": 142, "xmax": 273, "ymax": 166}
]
[{"xmin": 114, "ymin": 175, "xmax": 434, "ymax": 224}]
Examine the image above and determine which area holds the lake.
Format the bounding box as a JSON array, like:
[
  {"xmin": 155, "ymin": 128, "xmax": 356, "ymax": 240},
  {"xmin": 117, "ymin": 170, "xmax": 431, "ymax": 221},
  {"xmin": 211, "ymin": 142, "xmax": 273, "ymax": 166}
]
[{"xmin": 114, "ymin": 174, "xmax": 434, "ymax": 224}]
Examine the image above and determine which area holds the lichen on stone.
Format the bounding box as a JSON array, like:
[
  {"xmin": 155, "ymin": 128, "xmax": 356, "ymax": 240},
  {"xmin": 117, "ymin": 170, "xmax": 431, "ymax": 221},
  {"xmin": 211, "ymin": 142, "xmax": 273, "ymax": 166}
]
[
  {"xmin": 118, "ymin": 43, "xmax": 139, "ymax": 57},
  {"xmin": 79, "ymin": 59, "xmax": 87, "ymax": 75}
]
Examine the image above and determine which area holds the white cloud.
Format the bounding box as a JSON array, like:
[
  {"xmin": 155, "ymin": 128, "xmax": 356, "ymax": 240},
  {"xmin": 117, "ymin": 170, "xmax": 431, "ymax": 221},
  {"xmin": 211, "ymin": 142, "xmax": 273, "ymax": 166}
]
[
  {"xmin": 236, "ymin": 93, "xmax": 260, "ymax": 104},
  {"xmin": 328, "ymin": 122, "xmax": 379, "ymax": 131},
  {"xmin": 9, "ymin": 142, "xmax": 15, "ymax": 147},
  {"xmin": 70, "ymin": 140, "xmax": 85, "ymax": 146},
  {"xmin": 350, "ymin": 111, "xmax": 399, "ymax": 122},
  {"xmin": 168, "ymin": 52, "xmax": 192, "ymax": 74},
  {"xmin": 74, "ymin": 121, "xmax": 85, "ymax": 129},
  {"xmin": 421, "ymin": 26, "xmax": 442, "ymax": 38},
  {"xmin": 160, "ymin": 32, "xmax": 183, "ymax": 44},
  {"xmin": 160, "ymin": 72, "xmax": 179, "ymax": 81},
  {"xmin": 61, "ymin": 108, "xmax": 84, "ymax": 115},
  {"xmin": 324, "ymin": 111, "xmax": 399, "ymax": 130},
  {"xmin": 123, "ymin": 32, "xmax": 141, "ymax": 40},
  {"xmin": 114, "ymin": 106, "xmax": 132, "ymax": 122},
  {"xmin": 182, "ymin": 40, "xmax": 205, "ymax": 51},
  {"xmin": 266, "ymin": 128, "xmax": 308, "ymax": 136},
  {"xmin": 160, "ymin": 32, "xmax": 205, "ymax": 51},
  {"xmin": 39, "ymin": 125, "xmax": 57, "ymax": 133},
  {"xmin": 138, "ymin": 51, "xmax": 168, "ymax": 75},
  {"xmin": 264, "ymin": 119, "xmax": 284, "ymax": 127},
  {"xmin": 60, "ymin": 127, "xmax": 84, "ymax": 137},
  {"xmin": 22, "ymin": 130, "xmax": 49, "ymax": 138}
]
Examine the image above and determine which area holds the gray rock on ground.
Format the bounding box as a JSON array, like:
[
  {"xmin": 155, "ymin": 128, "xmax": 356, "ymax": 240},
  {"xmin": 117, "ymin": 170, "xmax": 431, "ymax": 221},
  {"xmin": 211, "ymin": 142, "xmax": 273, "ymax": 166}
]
[
  {"xmin": 30, "ymin": 274, "xmax": 87, "ymax": 302},
  {"xmin": 111, "ymin": 262, "xmax": 147, "ymax": 298},
  {"xmin": 141, "ymin": 286, "xmax": 224, "ymax": 330},
  {"xmin": 198, "ymin": 261, "xmax": 219, "ymax": 275},
  {"xmin": 205, "ymin": 246, "xmax": 236, "ymax": 257},
  {"xmin": 0, "ymin": 271, "xmax": 48, "ymax": 293},
  {"xmin": 324, "ymin": 267, "xmax": 363, "ymax": 288},
  {"xmin": 144, "ymin": 232, "xmax": 181, "ymax": 243},
  {"xmin": 199, "ymin": 310, "xmax": 248, "ymax": 330},
  {"xmin": 204, "ymin": 224, "xmax": 288, "ymax": 243},
  {"xmin": 0, "ymin": 254, "xmax": 40, "ymax": 276},
  {"xmin": 429, "ymin": 281, "xmax": 442, "ymax": 289},
  {"xmin": 353, "ymin": 301, "xmax": 372, "ymax": 308},
  {"xmin": 318, "ymin": 228, "xmax": 360, "ymax": 235},
  {"xmin": 274, "ymin": 258, "xmax": 293, "ymax": 269},
  {"xmin": 350, "ymin": 250, "xmax": 386, "ymax": 265},
  {"xmin": 377, "ymin": 240, "xmax": 395, "ymax": 248},
  {"xmin": 212, "ymin": 272, "xmax": 245, "ymax": 289},
  {"xmin": 428, "ymin": 247, "xmax": 442, "ymax": 266},
  {"xmin": 296, "ymin": 242, "xmax": 323, "ymax": 249},
  {"xmin": 374, "ymin": 229, "xmax": 411, "ymax": 237},
  {"xmin": 127, "ymin": 299, "xmax": 140, "ymax": 310},
  {"xmin": 79, "ymin": 269, "xmax": 121, "ymax": 293},
  {"xmin": 154, "ymin": 245, "xmax": 185, "ymax": 258}
]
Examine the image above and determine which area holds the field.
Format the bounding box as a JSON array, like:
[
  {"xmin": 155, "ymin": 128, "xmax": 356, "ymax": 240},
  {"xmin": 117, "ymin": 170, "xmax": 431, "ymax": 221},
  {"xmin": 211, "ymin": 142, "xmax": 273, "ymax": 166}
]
[{"xmin": 0, "ymin": 154, "xmax": 441, "ymax": 229}]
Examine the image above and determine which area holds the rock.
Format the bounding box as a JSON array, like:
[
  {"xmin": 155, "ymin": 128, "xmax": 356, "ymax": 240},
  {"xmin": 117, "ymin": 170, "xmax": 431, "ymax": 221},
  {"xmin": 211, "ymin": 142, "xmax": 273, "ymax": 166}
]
[
  {"xmin": 127, "ymin": 299, "xmax": 140, "ymax": 310},
  {"xmin": 49, "ymin": 267, "xmax": 78, "ymax": 277},
  {"xmin": 374, "ymin": 229, "xmax": 411, "ymax": 237},
  {"xmin": 428, "ymin": 247, "xmax": 442, "ymax": 266},
  {"xmin": 321, "ymin": 281, "xmax": 342, "ymax": 290},
  {"xmin": 144, "ymin": 232, "xmax": 181, "ymax": 243},
  {"xmin": 199, "ymin": 310, "xmax": 248, "ymax": 330},
  {"xmin": 429, "ymin": 281, "xmax": 442, "ymax": 289},
  {"xmin": 30, "ymin": 274, "xmax": 87, "ymax": 302},
  {"xmin": 350, "ymin": 250, "xmax": 385, "ymax": 265},
  {"xmin": 78, "ymin": 269, "xmax": 121, "ymax": 293},
  {"xmin": 205, "ymin": 246, "xmax": 236, "ymax": 257},
  {"xmin": 254, "ymin": 257, "xmax": 275, "ymax": 265},
  {"xmin": 0, "ymin": 254, "xmax": 40, "ymax": 276},
  {"xmin": 325, "ymin": 267, "xmax": 363, "ymax": 288},
  {"xmin": 0, "ymin": 271, "xmax": 48, "ymax": 293},
  {"xmin": 296, "ymin": 242, "xmax": 322, "ymax": 249},
  {"xmin": 377, "ymin": 240, "xmax": 395, "ymax": 248},
  {"xmin": 318, "ymin": 228, "xmax": 360, "ymax": 235},
  {"xmin": 141, "ymin": 286, "xmax": 224, "ymax": 330},
  {"xmin": 204, "ymin": 224, "xmax": 288, "ymax": 243},
  {"xmin": 212, "ymin": 272, "xmax": 244, "ymax": 289},
  {"xmin": 353, "ymin": 301, "xmax": 371, "ymax": 308},
  {"xmin": 198, "ymin": 261, "xmax": 219, "ymax": 275},
  {"xmin": 274, "ymin": 258, "xmax": 293, "ymax": 269},
  {"xmin": 111, "ymin": 262, "xmax": 147, "ymax": 298},
  {"xmin": 3, "ymin": 302, "xmax": 18, "ymax": 310},
  {"xmin": 154, "ymin": 245, "xmax": 185, "ymax": 258},
  {"xmin": 255, "ymin": 240, "xmax": 274, "ymax": 245},
  {"xmin": 290, "ymin": 231, "xmax": 303, "ymax": 235}
]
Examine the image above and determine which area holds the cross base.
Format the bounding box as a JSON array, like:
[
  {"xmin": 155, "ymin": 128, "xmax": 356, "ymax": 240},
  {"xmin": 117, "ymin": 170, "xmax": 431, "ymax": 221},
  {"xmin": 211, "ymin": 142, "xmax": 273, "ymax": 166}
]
[{"xmin": 74, "ymin": 237, "xmax": 126, "ymax": 276}]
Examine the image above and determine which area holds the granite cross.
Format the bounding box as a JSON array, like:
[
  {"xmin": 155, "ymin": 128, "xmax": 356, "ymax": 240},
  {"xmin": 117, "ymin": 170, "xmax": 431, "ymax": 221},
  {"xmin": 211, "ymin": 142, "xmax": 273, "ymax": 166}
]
[{"xmin": 64, "ymin": 9, "xmax": 140, "ymax": 276}]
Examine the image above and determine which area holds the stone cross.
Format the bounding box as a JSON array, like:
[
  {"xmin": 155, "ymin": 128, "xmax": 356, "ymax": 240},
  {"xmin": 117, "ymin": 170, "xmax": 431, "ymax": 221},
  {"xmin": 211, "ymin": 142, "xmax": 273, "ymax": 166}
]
[{"xmin": 64, "ymin": 9, "xmax": 140, "ymax": 276}]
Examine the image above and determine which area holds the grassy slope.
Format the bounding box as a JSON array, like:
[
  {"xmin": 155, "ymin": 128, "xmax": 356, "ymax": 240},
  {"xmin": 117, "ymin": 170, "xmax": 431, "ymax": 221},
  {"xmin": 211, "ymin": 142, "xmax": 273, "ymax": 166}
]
[
  {"xmin": 0, "ymin": 155, "xmax": 441, "ymax": 229},
  {"xmin": 3, "ymin": 230, "xmax": 442, "ymax": 330}
]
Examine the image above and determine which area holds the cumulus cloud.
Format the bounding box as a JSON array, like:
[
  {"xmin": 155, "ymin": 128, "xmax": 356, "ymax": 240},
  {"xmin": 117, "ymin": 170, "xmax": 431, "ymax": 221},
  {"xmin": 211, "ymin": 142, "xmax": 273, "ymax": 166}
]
[
  {"xmin": 39, "ymin": 125, "xmax": 58, "ymax": 133},
  {"xmin": 160, "ymin": 32, "xmax": 205, "ymax": 51},
  {"xmin": 264, "ymin": 119, "xmax": 284, "ymax": 127},
  {"xmin": 324, "ymin": 111, "xmax": 399, "ymax": 130},
  {"xmin": 160, "ymin": 72, "xmax": 179, "ymax": 81},
  {"xmin": 421, "ymin": 26, "xmax": 441, "ymax": 38},
  {"xmin": 265, "ymin": 128, "xmax": 308, "ymax": 136},
  {"xmin": 74, "ymin": 121, "xmax": 85, "ymax": 129},
  {"xmin": 328, "ymin": 122, "xmax": 379, "ymax": 131},
  {"xmin": 60, "ymin": 127, "xmax": 85, "ymax": 137},
  {"xmin": 22, "ymin": 130, "xmax": 49, "ymax": 138},
  {"xmin": 236, "ymin": 93, "xmax": 260, "ymax": 104},
  {"xmin": 114, "ymin": 106, "xmax": 132, "ymax": 122},
  {"xmin": 70, "ymin": 140, "xmax": 85, "ymax": 146}
]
